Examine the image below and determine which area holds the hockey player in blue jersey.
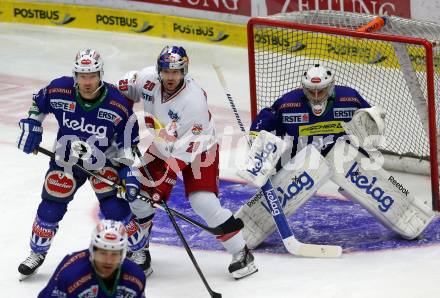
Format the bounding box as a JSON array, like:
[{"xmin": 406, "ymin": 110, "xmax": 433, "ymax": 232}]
[
  {"xmin": 16, "ymin": 49, "xmax": 148, "ymax": 280},
  {"xmin": 236, "ymin": 64, "xmax": 434, "ymax": 249},
  {"xmin": 38, "ymin": 219, "xmax": 146, "ymax": 298},
  {"xmin": 235, "ymin": 64, "xmax": 372, "ymax": 248},
  {"xmin": 249, "ymin": 64, "xmax": 371, "ymax": 157}
]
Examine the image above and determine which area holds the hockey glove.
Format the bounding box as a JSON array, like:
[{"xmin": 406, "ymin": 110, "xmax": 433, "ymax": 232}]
[
  {"xmin": 17, "ymin": 118, "xmax": 43, "ymax": 154},
  {"xmin": 118, "ymin": 167, "xmax": 141, "ymax": 202},
  {"xmin": 143, "ymin": 158, "xmax": 185, "ymax": 204}
]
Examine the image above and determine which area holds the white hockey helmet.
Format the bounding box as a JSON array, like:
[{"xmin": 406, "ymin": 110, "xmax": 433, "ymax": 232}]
[
  {"xmin": 89, "ymin": 219, "xmax": 127, "ymax": 262},
  {"xmin": 302, "ymin": 64, "xmax": 335, "ymax": 114},
  {"xmin": 73, "ymin": 49, "xmax": 104, "ymax": 80}
]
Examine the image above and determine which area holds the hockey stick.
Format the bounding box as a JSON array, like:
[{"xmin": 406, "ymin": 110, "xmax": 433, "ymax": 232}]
[
  {"xmin": 35, "ymin": 146, "xmax": 233, "ymax": 236},
  {"xmin": 133, "ymin": 147, "xmax": 221, "ymax": 298},
  {"xmin": 213, "ymin": 64, "xmax": 342, "ymax": 258},
  {"xmin": 356, "ymin": 16, "xmax": 430, "ymax": 133}
]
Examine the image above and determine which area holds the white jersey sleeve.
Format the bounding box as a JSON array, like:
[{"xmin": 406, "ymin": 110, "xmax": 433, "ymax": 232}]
[{"xmin": 118, "ymin": 66, "xmax": 156, "ymax": 103}]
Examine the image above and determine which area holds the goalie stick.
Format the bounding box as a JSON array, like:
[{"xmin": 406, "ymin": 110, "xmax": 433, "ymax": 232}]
[
  {"xmin": 34, "ymin": 146, "xmax": 237, "ymax": 237},
  {"xmin": 213, "ymin": 64, "xmax": 342, "ymax": 258}
]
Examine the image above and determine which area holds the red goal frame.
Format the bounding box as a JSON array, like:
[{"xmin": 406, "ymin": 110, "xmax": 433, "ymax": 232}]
[{"xmin": 247, "ymin": 17, "xmax": 439, "ymax": 211}]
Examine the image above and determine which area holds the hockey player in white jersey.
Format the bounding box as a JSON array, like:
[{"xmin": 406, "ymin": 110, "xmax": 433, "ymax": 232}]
[{"xmin": 118, "ymin": 45, "xmax": 257, "ymax": 279}]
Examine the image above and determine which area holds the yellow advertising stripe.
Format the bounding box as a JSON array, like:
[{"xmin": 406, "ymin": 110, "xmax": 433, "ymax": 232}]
[
  {"xmin": 0, "ymin": 0, "xmax": 436, "ymax": 69},
  {"xmin": 0, "ymin": 0, "xmax": 247, "ymax": 47},
  {"xmin": 253, "ymin": 27, "xmax": 438, "ymax": 72},
  {"xmin": 298, "ymin": 121, "xmax": 344, "ymax": 136},
  {"xmin": 163, "ymin": 15, "xmax": 246, "ymax": 47}
]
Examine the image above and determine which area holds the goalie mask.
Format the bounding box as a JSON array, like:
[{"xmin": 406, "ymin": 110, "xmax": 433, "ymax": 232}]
[
  {"xmin": 157, "ymin": 45, "xmax": 189, "ymax": 79},
  {"xmin": 302, "ymin": 64, "xmax": 335, "ymax": 116},
  {"xmin": 73, "ymin": 49, "xmax": 104, "ymax": 85},
  {"xmin": 89, "ymin": 219, "xmax": 127, "ymax": 263}
]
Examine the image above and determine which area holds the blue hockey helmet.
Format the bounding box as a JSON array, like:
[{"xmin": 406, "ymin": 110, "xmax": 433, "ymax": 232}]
[{"xmin": 156, "ymin": 45, "xmax": 189, "ymax": 76}]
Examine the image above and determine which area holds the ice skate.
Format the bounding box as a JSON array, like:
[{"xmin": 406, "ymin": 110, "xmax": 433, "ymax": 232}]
[
  {"xmin": 18, "ymin": 251, "xmax": 46, "ymax": 281},
  {"xmin": 128, "ymin": 248, "xmax": 153, "ymax": 277},
  {"xmin": 228, "ymin": 246, "xmax": 258, "ymax": 280}
]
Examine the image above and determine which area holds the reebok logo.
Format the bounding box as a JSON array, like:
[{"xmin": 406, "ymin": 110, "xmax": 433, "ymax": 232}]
[
  {"xmin": 388, "ymin": 176, "xmax": 409, "ymax": 196},
  {"xmin": 62, "ymin": 113, "xmax": 107, "ymax": 138}
]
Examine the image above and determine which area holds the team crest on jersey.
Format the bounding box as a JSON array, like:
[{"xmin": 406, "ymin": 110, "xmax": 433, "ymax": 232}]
[
  {"xmin": 78, "ymin": 285, "xmax": 98, "ymax": 298},
  {"xmin": 97, "ymin": 108, "xmax": 122, "ymax": 125},
  {"xmin": 44, "ymin": 171, "xmax": 76, "ymax": 198},
  {"xmin": 333, "ymin": 107, "xmax": 358, "ymax": 118},
  {"xmin": 168, "ymin": 109, "xmax": 180, "ymax": 121},
  {"xmin": 191, "ymin": 123, "xmax": 203, "ymax": 135},
  {"xmin": 282, "ymin": 113, "xmax": 309, "ymax": 124},
  {"xmin": 91, "ymin": 167, "xmax": 118, "ymax": 193},
  {"xmin": 50, "ymin": 99, "xmax": 76, "ymax": 112}
]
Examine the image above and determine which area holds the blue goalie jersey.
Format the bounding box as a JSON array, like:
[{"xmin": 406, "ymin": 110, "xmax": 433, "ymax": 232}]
[
  {"xmin": 38, "ymin": 249, "xmax": 146, "ymax": 298},
  {"xmin": 30, "ymin": 76, "xmax": 139, "ymax": 160},
  {"xmin": 250, "ymin": 85, "xmax": 371, "ymax": 156}
]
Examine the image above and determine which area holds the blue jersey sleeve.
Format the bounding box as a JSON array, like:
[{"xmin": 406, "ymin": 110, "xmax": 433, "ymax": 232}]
[
  {"xmin": 37, "ymin": 254, "xmax": 71, "ymax": 298},
  {"xmin": 250, "ymin": 107, "xmax": 278, "ymax": 133},
  {"xmin": 355, "ymin": 89, "xmax": 371, "ymax": 109},
  {"xmin": 28, "ymin": 85, "xmax": 51, "ymax": 120}
]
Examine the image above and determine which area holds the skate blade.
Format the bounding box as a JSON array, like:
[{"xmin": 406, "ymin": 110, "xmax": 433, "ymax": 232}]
[
  {"xmin": 231, "ymin": 262, "xmax": 258, "ymax": 280},
  {"xmin": 19, "ymin": 271, "xmax": 37, "ymax": 281},
  {"xmin": 144, "ymin": 267, "xmax": 153, "ymax": 277}
]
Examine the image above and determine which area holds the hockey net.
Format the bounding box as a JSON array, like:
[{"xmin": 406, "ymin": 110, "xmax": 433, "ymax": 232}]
[{"xmin": 247, "ymin": 11, "xmax": 440, "ymax": 210}]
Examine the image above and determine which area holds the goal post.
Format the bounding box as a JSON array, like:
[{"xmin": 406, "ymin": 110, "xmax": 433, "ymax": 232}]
[{"xmin": 247, "ymin": 11, "xmax": 440, "ymax": 211}]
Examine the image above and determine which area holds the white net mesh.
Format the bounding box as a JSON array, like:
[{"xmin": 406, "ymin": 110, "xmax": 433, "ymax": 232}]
[{"xmin": 249, "ymin": 10, "xmax": 440, "ymax": 164}]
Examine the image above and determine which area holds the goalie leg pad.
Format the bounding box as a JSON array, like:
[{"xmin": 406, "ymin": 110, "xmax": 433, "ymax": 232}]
[
  {"xmin": 327, "ymin": 140, "xmax": 434, "ymax": 239},
  {"xmin": 235, "ymin": 144, "xmax": 332, "ymax": 249}
]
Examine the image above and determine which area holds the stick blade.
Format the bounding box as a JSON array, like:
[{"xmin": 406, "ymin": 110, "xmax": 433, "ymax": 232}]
[
  {"xmin": 283, "ymin": 236, "xmax": 342, "ymax": 258},
  {"xmin": 211, "ymin": 291, "xmax": 222, "ymax": 298}
]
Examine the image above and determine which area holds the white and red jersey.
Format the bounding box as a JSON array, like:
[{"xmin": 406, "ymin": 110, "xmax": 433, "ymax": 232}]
[{"xmin": 118, "ymin": 66, "xmax": 216, "ymax": 164}]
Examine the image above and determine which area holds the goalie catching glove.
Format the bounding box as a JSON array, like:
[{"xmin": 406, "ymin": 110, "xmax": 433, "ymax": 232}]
[{"xmin": 341, "ymin": 105, "xmax": 386, "ymax": 151}]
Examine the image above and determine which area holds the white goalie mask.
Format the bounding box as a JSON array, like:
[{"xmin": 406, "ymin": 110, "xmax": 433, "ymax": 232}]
[
  {"xmin": 302, "ymin": 64, "xmax": 335, "ymax": 116},
  {"xmin": 73, "ymin": 49, "xmax": 104, "ymax": 84},
  {"xmin": 89, "ymin": 219, "xmax": 127, "ymax": 263}
]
